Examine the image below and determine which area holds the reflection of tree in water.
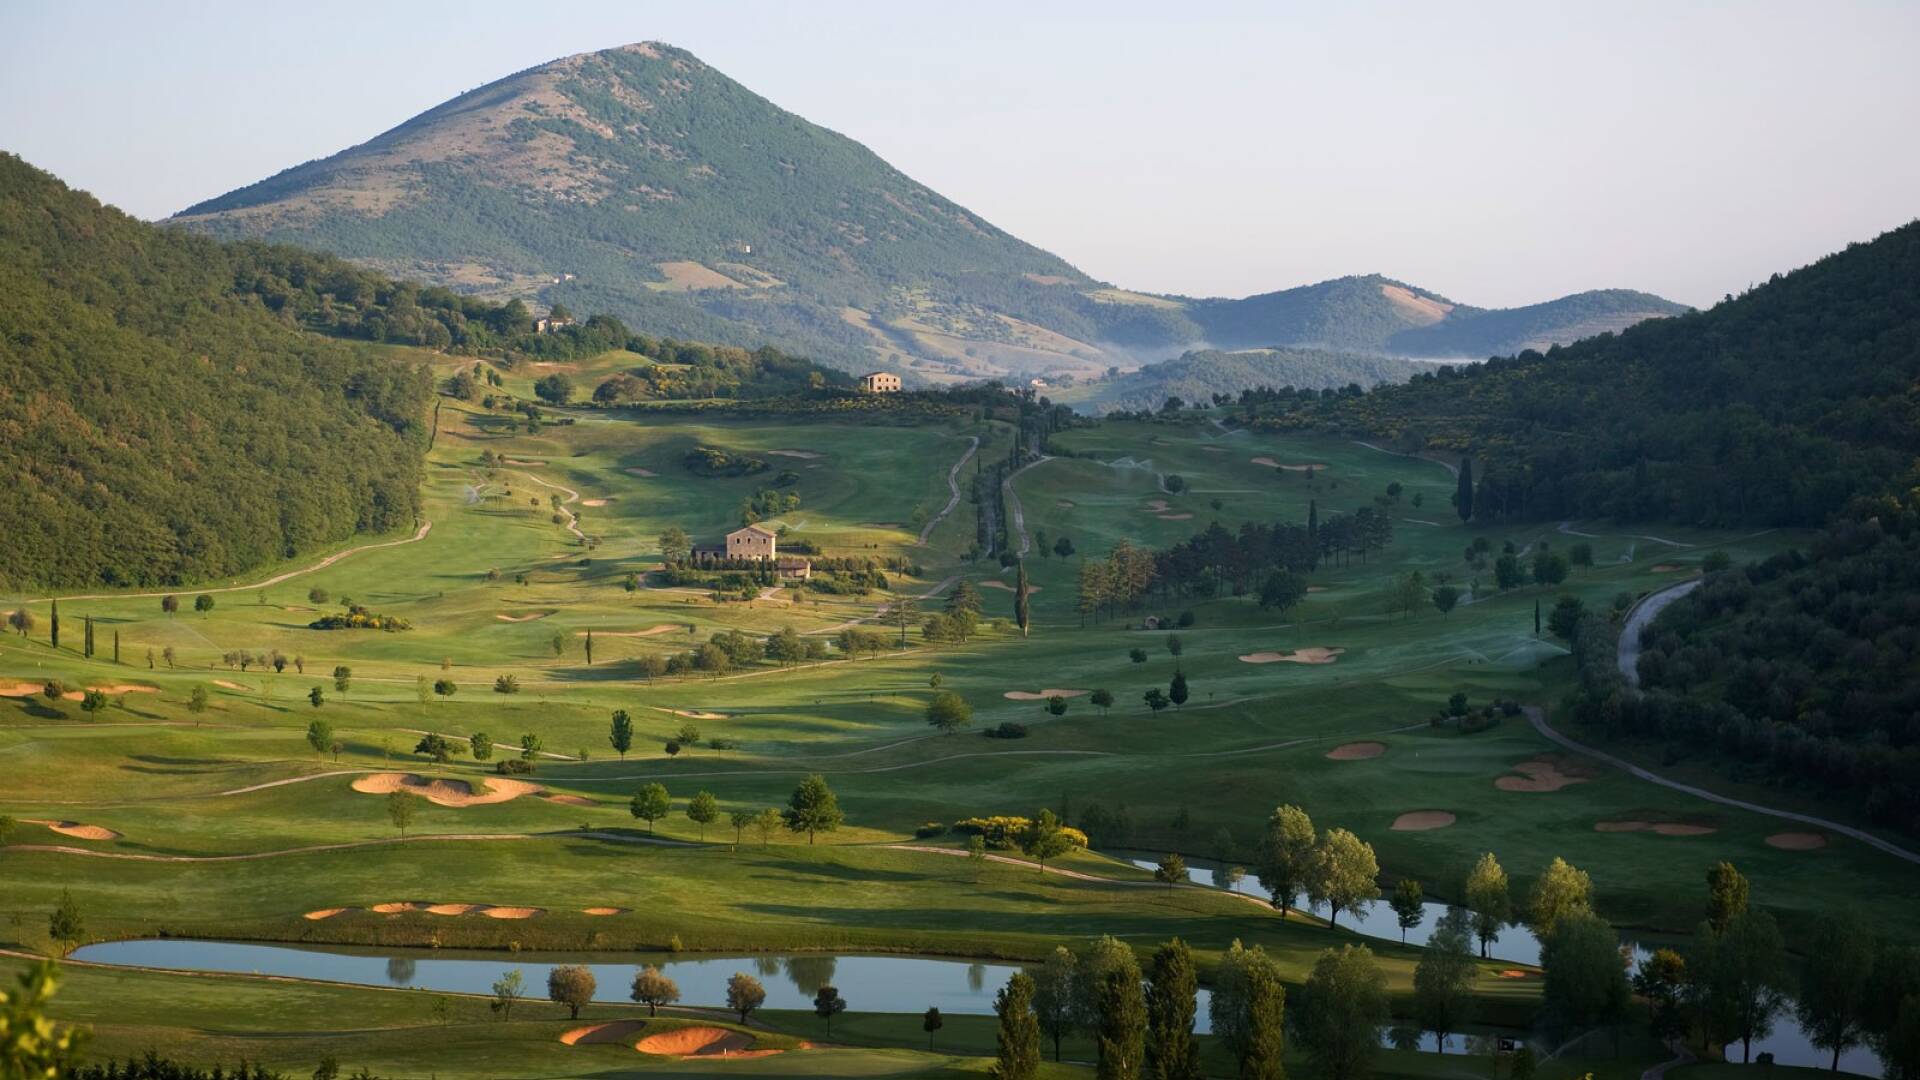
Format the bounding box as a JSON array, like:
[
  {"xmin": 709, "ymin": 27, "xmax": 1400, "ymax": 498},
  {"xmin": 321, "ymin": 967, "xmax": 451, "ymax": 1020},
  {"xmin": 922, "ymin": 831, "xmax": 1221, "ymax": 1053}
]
[
  {"xmin": 386, "ymin": 956, "xmax": 417, "ymax": 986},
  {"xmin": 754, "ymin": 955, "xmax": 783, "ymax": 977},
  {"xmin": 785, "ymin": 956, "xmax": 837, "ymax": 996},
  {"xmin": 967, "ymin": 962, "xmax": 986, "ymax": 993},
  {"xmin": 1387, "ymin": 1026, "xmax": 1422, "ymax": 1052}
]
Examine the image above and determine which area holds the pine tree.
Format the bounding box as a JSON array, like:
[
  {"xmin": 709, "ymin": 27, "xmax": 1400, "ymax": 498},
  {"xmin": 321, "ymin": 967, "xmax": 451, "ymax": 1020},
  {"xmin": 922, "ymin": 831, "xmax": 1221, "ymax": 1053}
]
[
  {"xmin": 1096, "ymin": 963, "xmax": 1146, "ymax": 1079},
  {"xmin": 1456, "ymin": 458, "xmax": 1474, "ymax": 521}
]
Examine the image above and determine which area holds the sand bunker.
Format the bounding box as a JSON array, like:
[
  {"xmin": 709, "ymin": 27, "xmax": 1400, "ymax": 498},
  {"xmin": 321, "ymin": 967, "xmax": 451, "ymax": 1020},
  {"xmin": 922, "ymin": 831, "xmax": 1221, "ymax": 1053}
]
[
  {"xmin": 1143, "ymin": 499, "xmax": 1171, "ymax": 512},
  {"xmin": 213, "ymin": 680, "xmax": 250, "ymax": 690},
  {"xmin": 1595, "ymin": 820, "xmax": 1718, "ymax": 837},
  {"xmin": 0, "ymin": 682, "xmax": 48, "ymax": 697},
  {"xmin": 60, "ymin": 684, "xmax": 159, "ymax": 701},
  {"xmin": 1765, "ymin": 831, "xmax": 1827, "ymax": 850},
  {"xmin": 1495, "ymin": 758, "xmax": 1595, "ymax": 793},
  {"xmin": 979, "ymin": 580, "xmax": 1041, "ymax": 593},
  {"xmin": 580, "ymin": 624, "xmax": 683, "ymax": 638},
  {"xmin": 767, "ymin": 449, "xmax": 823, "ymax": 459},
  {"xmin": 303, "ymin": 907, "xmax": 354, "ymax": 920},
  {"xmin": 1239, "ymin": 647, "xmax": 1345, "ymax": 665},
  {"xmin": 502, "ymin": 459, "xmax": 544, "ymax": 467},
  {"xmin": 583, "ymin": 906, "xmax": 629, "ymax": 916},
  {"xmin": 1651, "ymin": 564, "xmax": 1684, "ymax": 572},
  {"xmin": 27, "ymin": 819, "xmax": 122, "ymax": 841},
  {"xmin": 1158, "ymin": 512, "xmax": 1195, "ymax": 520},
  {"xmin": 1279, "ymin": 462, "xmax": 1325, "ymax": 471},
  {"xmin": 1391, "ymin": 811, "xmax": 1457, "ymax": 832},
  {"xmin": 1200, "ymin": 446, "xmax": 1229, "ymax": 454},
  {"xmin": 1250, "ymin": 456, "xmax": 1280, "ymax": 468},
  {"xmin": 495, "ymin": 610, "xmax": 553, "ymax": 622},
  {"xmin": 1326, "ymin": 741, "xmax": 1386, "ymax": 760},
  {"xmin": 625, "ymin": 467, "xmax": 659, "ymax": 477},
  {"xmin": 543, "ymin": 793, "xmax": 596, "ymax": 807},
  {"xmin": 580, "ymin": 498, "xmax": 613, "ymax": 507},
  {"xmin": 1496, "ymin": 969, "xmax": 1533, "ymax": 979},
  {"xmin": 1004, "ymin": 688, "xmax": 1091, "ymax": 701},
  {"xmin": 426, "ymin": 903, "xmax": 485, "ymax": 915},
  {"xmin": 480, "ymin": 906, "xmax": 543, "ymax": 919},
  {"xmin": 636, "ymin": 1027, "xmax": 771, "ymax": 1058},
  {"xmin": 350, "ymin": 772, "xmax": 541, "ymax": 807},
  {"xmin": 561, "ymin": 1020, "xmax": 650, "ymax": 1046},
  {"xmin": 1057, "ymin": 499, "xmax": 1077, "ymax": 508},
  {"xmin": 371, "ymin": 902, "xmax": 424, "ymax": 914},
  {"xmin": 652, "ymin": 707, "xmax": 728, "ymax": 720}
]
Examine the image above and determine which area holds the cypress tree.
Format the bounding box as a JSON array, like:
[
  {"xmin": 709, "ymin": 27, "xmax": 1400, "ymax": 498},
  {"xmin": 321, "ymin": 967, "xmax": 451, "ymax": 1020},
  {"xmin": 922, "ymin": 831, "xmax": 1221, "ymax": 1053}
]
[
  {"xmin": 990, "ymin": 970, "xmax": 1041, "ymax": 1080},
  {"xmin": 1096, "ymin": 964, "xmax": 1146, "ymax": 1079},
  {"xmin": 113, "ymin": 629, "xmax": 120, "ymax": 664},
  {"xmin": 1239, "ymin": 961, "xmax": 1287, "ymax": 1080},
  {"xmin": 1015, "ymin": 559, "xmax": 1031, "ymax": 638},
  {"xmin": 50, "ymin": 600, "xmax": 59, "ymax": 649},
  {"xmin": 83, "ymin": 615, "xmax": 93, "ymax": 658},
  {"xmin": 1145, "ymin": 939, "xmax": 1202, "ymax": 1080},
  {"xmin": 1306, "ymin": 500, "xmax": 1319, "ymax": 569},
  {"xmin": 1456, "ymin": 458, "xmax": 1474, "ymax": 521}
]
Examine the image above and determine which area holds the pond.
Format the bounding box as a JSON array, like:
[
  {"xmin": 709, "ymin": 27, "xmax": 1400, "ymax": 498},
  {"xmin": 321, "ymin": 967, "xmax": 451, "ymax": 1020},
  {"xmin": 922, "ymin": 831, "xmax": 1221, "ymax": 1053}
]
[{"xmin": 1117, "ymin": 853, "xmax": 1884, "ymax": 1076}]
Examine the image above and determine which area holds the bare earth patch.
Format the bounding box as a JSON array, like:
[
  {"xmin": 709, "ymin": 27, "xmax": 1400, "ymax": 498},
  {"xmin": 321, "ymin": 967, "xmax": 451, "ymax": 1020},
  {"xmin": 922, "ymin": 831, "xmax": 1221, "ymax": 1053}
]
[
  {"xmin": 1596, "ymin": 820, "xmax": 1718, "ymax": 837},
  {"xmin": 580, "ymin": 624, "xmax": 683, "ymax": 638},
  {"xmin": 561, "ymin": 1020, "xmax": 650, "ymax": 1046},
  {"xmin": 1651, "ymin": 564, "xmax": 1684, "ymax": 572},
  {"xmin": 26, "ymin": 819, "xmax": 122, "ymax": 841},
  {"xmin": 583, "ymin": 906, "xmax": 629, "ymax": 916},
  {"xmin": 1057, "ymin": 499, "xmax": 1077, "ymax": 508},
  {"xmin": 979, "ymin": 580, "xmax": 1041, "ymax": 593},
  {"xmin": 1495, "ymin": 757, "xmax": 1597, "ymax": 793},
  {"xmin": 580, "ymin": 498, "xmax": 612, "ymax": 507},
  {"xmin": 1765, "ymin": 831, "xmax": 1827, "ymax": 850},
  {"xmin": 1158, "ymin": 512, "xmax": 1195, "ymax": 521},
  {"xmin": 635, "ymin": 1027, "xmax": 772, "ymax": 1058},
  {"xmin": 1143, "ymin": 499, "xmax": 1171, "ymax": 512},
  {"xmin": 1239, "ymin": 647, "xmax": 1345, "ymax": 665},
  {"xmin": 625, "ymin": 467, "xmax": 658, "ymax": 478},
  {"xmin": 495, "ymin": 610, "xmax": 554, "ymax": 622},
  {"xmin": 1391, "ymin": 811, "xmax": 1456, "ymax": 831},
  {"xmin": 1004, "ymin": 688, "xmax": 1091, "ymax": 701},
  {"xmin": 543, "ymin": 793, "xmax": 596, "ymax": 807},
  {"xmin": 213, "ymin": 679, "xmax": 250, "ymax": 690},
  {"xmin": 766, "ymin": 449, "xmax": 823, "ymax": 459},
  {"xmin": 350, "ymin": 773, "xmax": 541, "ymax": 807},
  {"xmin": 501, "ymin": 459, "xmax": 544, "ymax": 467},
  {"xmin": 1326, "ymin": 741, "xmax": 1386, "ymax": 760}
]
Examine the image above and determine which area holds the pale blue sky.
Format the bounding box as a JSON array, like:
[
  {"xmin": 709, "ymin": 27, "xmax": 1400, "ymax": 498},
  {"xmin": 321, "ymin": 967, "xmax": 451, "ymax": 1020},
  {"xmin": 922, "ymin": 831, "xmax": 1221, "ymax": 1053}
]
[{"xmin": 5, "ymin": 1, "xmax": 1916, "ymax": 307}]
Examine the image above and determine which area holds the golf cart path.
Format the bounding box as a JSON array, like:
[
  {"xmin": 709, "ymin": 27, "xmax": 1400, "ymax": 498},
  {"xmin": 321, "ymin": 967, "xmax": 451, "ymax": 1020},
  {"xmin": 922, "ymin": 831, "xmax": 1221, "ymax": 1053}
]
[
  {"xmin": 23, "ymin": 520, "xmax": 434, "ymax": 604},
  {"xmin": 1523, "ymin": 707, "xmax": 1920, "ymax": 866},
  {"xmin": 1617, "ymin": 577, "xmax": 1702, "ymax": 687},
  {"xmin": 515, "ymin": 469, "xmax": 584, "ymax": 541},
  {"xmin": 1352, "ymin": 441, "xmax": 1458, "ymax": 477},
  {"xmin": 919, "ymin": 436, "xmax": 981, "ymax": 545},
  {"xmin": 806, "ymin": 575, "xmax": 959, "ymax": 636},
  {"xmin": 1003, "ymin": 455, "xmax": 1054, "ymax": 557}
]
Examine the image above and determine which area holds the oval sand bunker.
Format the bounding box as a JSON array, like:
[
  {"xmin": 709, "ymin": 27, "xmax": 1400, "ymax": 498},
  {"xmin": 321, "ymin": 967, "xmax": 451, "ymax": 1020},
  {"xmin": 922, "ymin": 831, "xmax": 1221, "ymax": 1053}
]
[
  {"xmin": 350, "ymin": 773, "xmax": 540, "ymax": 807},
  {"xmin": 27, "ymin": 819, "xmax": 122, "ymax": 841},
  {"xmin": 1325, "ymin": 741, "xmax": 1386, "ymax": 761},
  {"xmin": 1765, "ymin": 831, "xmax": 1827, "ymax": 850},
  {"xmin": 1391, "ymin": 811, "xmax": 1456, "ymax": 831},
  {"xmin": 635, "ymin": 1027, "xmax": 776, "ymax": 1058},
  {"xmin": 1240, "ymin": 647, "xmax": 1344, "ymax": 664},
  {"xmin": 1005, "ymin": 688, "xmax": 1090, "ymax": 700}
]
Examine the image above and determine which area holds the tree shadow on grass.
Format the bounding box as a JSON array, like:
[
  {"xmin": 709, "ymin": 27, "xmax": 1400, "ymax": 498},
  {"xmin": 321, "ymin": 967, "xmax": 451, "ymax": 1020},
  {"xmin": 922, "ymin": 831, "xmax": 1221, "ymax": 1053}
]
[{"xmin": 749, "ymin": 858, "xmax": 925, "ymax": 884}]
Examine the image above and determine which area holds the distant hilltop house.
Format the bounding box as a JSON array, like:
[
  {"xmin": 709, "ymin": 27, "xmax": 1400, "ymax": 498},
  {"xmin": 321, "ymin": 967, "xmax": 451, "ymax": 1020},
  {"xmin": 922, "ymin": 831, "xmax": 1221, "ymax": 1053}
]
[
  {"xmin": 693, "ymin": 524, "xmax": 810, "ymax": 580},
  {"xmin": 534, "ymin": 314, "xmax": 576, "ymax": 334},
  {"xmin": 859, "ymin": 371, "xmax": 902, "ymax": 393}
]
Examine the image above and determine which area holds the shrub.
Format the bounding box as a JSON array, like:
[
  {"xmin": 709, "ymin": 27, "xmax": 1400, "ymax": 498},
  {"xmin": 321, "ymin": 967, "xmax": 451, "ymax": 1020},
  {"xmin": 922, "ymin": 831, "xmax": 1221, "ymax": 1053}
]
[
  {"xmin": 952, "ymin": 815, "xmax": 1088, "ymax": 851},
  {"xmin": 496, "ymin": 758, "xmax": 535, "ymax": 775},
  {"xmin": 309, "ymin": 604, "xmax": 411, "ymax": 631},
  {"xmin": 984, "ymin": 722, "xmax": 1029, "ymax": 739},
  {"xmin": 914, "ymin": 822, "xmax": 948, "ymax": 838}
]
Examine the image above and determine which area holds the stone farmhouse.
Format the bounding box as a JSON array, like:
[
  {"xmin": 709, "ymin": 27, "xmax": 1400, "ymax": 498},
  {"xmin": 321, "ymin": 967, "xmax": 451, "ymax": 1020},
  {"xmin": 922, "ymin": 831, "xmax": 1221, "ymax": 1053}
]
[
  {"xmin": 858, "ymin": 371, "xmax": 902, "ymax": 393},
  {"xmin": 694, "ymin": 524, "xmax": 811, "ymax": 581}
]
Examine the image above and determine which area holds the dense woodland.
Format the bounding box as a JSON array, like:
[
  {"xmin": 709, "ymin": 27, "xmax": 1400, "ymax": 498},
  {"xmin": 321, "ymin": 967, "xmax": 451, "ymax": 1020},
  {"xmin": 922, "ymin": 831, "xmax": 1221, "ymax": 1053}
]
[
  {"xmin": 0, "ymin": 156, "xmax": 431, "ymax": 590},
  {"xmin": 1071, "ymin": 347, "xmax": 1423, "ymax": 414}
]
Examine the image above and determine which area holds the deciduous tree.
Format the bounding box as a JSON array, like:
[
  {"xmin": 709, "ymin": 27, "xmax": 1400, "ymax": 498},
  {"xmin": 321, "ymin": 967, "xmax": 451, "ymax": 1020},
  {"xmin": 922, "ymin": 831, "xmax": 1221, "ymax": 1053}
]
[
  {"xmin": 631, "ymin": 965, "xmax": 679, "ymax": 1015},
  {"xmin": 547, "ymin": 965, "xmax": 595, "ymax": 1019},
  {"xmin": 783, "ymin": 774, "xmax": 843, "ymax": 844},
  {"xmin": 629, "ymin": 783, "xmax": 670, "ymax": 835}
]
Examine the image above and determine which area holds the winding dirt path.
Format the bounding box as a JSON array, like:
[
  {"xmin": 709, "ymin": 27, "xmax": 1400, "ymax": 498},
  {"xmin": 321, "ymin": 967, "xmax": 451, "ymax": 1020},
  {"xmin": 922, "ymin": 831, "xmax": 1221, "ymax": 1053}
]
[
  {"xmin": 24, "ymin": 520, "xmax": 433, "ymax": 604},
  {"xmin": 806, "ymin": 575, "xmax": 959, "ymax": 636},
  {"xmin": 1352, "ymin": 441, "xmax": 1458, "ymax": 478},
  {"xmin": 1522, "ymin": 707, "xmax": 1920, "ymax": 866},
  {"xmin": 516, "ymin": 470, "xmax": 584, "ymax": 541},
  {"xmin": 919, "ymin": 436, "xmax": 980, "ymax": 545}
]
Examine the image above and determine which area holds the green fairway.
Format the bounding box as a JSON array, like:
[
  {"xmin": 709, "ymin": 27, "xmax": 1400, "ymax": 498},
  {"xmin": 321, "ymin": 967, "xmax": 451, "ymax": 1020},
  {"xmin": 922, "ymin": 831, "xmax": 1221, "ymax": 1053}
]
[{"xmin": 4, "ymin": 392, "xmax": 1909, "ymax": 1076}]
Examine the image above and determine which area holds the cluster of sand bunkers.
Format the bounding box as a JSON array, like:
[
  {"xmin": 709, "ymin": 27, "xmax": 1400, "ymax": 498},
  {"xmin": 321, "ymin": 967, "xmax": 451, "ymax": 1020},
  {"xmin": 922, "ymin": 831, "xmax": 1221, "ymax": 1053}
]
[
  {"xmin": 1240, "ymin": 646, "xmax": 1344, "ymax": 664},
  {"xmin": 0, "ymin": 681, "xmax": 159, "ymax": 701},
  {"xmin": 559, "ymin": 1022, "xmax": 788, "ymax": 1059}
]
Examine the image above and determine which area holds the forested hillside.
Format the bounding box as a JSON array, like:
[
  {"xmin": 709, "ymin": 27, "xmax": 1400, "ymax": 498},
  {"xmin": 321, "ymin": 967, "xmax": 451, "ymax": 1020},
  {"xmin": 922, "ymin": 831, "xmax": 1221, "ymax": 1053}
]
[
  {"xmin": 1385, "ymin": 288, "xmax": 1687, "ymax": 357},
  {"xmin": 1058, "ymin": 346, "xmax": 1425, "ymax": 414},
  {"xmin": 0, "ymin": 155, "xmax": 432, "ymax": 590},
  {"xmin": 1268, "ymin": 222, "xmax": 1920, "ymax": 528}
]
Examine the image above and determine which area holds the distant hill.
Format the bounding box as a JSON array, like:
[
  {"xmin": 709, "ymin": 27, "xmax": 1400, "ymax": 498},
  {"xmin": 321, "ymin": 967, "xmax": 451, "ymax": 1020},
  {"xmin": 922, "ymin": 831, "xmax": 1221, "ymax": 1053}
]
[
  {"xmin": 1055, "ymin": 347, "xmax": 1426, "ymax": 414},
  {"xmin": 1268, "ymin": 221, "xmax": 1920, "ymax": 528},
  {"xmin": 0, "ymin": 155, "xmax": 431, "ymax": 589},
  {"xmin": 1180, "ymin": 274, "xmax": 1689, "ymax": 356},
  {"xmin": 171, "ymin": 42, "xmax": 1681, "ymax": 382}
]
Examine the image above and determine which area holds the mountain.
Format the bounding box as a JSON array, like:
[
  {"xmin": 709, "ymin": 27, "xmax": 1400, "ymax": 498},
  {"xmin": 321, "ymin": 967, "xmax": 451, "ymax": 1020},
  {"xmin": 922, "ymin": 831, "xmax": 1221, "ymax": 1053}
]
[
  {"xmin": 1269, "ymin": 221, "xmax": 1920, "ymax": 528},
  {"xmin": 170, "ymin": 42, "xmax": 1682, "ymax": 383},
  {"xmin": 1181, "ymin": 274, "xmax": 1689, "ymax": 356},
  {"xmin": 1053, "ymin": 347, "xmax": 1426, "ymax": 414},
  {"xmin": 0, "ymin": 155, "xmax": 432, "ymax": 590}
]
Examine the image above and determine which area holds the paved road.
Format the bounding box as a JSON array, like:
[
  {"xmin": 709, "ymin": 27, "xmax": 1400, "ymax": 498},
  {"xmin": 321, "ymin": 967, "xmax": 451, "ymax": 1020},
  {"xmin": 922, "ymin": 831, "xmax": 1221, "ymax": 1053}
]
[
  {"xmin": 1617, "ymin": 578, "xmax": 1701, "ymax": 687},
  {"xmin": 918, "ymin": 435, "xmax": 980, "ymax": 545},
  {"xmin": 1523, "ymin": 707, "xmax": 1920, "ymax": 866}
]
